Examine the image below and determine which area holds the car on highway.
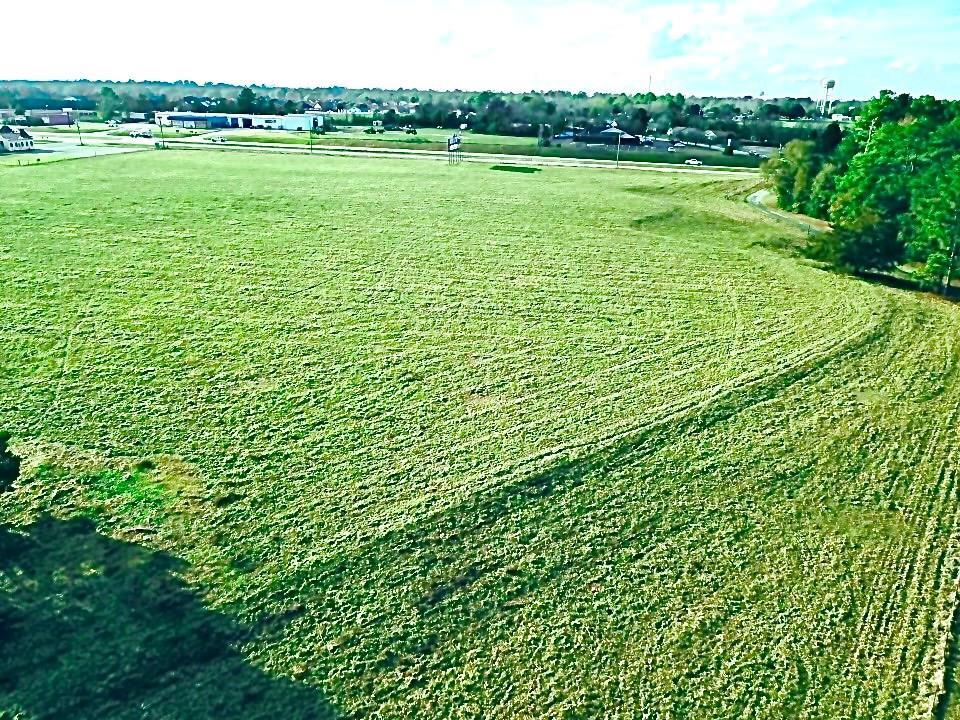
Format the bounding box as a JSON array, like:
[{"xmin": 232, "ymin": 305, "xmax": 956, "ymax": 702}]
[
  {"xmin": 667, "ymin": 146, "xmax": 677, "ymax": 152},
  {"xmin": 684, "ymin": 158, "xmax": 703, "ymax": 166},
  {"xmin": 129, "ymin": 128, "xmax": 153, "ymax": 138},
  {"xmin": 207, "ymin": 136, "xmax": 227, "ymax": 143}
]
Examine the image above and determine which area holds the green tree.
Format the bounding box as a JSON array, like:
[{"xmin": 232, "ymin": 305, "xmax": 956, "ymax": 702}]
[
  {"xmin": 98, "ymin": 86, "xmax": 123, "ymax": 120},
  {"xmin": 819, "ymin": 122, "xmax": 843, "ymax": 153},
  {"xmin": 761, "ymin": 140, "xmax": 821, "ymax": 213},
  {"xmin": 237, "ymin": 87, "xmax": 256, "ymax": 114},
  {"xmin": 907, "ymin": 155, "xmax": 960, "ymax": 291},
  {"xmin": 805, "ymin": 162, "xmax": 838, "ymax": 218},
  {"xmin": 785, "ymin": 102, "xmax": 806, "ymax": 119},
  {"xmin": 808, "ymin": 208, "xmax": 905, "ymax": 272}
]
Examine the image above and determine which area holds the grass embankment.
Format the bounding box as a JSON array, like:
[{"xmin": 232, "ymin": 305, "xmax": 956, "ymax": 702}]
[{"xmin": 1, "ymin": 151, "xmax": 958, "ymax": 719}]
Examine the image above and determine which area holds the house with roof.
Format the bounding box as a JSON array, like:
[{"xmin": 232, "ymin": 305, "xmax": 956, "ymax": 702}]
[
  {"xmin": 575, "ymin": 125, "xmax": 639, "ymax": 145},
  {"xmin": 0, "ymin": 126, "xmax": 34, "ymax": 152}
]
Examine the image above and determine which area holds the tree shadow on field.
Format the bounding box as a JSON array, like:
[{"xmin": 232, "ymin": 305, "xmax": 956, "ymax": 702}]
[{"xmin": 0, "ymin": 515, "xmax": 337, "ymax": 720}]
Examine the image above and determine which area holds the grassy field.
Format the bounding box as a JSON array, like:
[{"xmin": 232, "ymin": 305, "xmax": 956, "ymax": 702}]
[
  {"xmin": 209, "ymin": 129, "xmax": 759, "ymax": 167},
  {"xmin": 2, "ymin": 151, "xmax": 960, "ymax": 719},
  {"xmin": 221, "ymin": 126, "xmax": 537, "ymax": 147},
  {"xmin": 34, "ymin": 122, "xmax": 110, "ymax": 134}
]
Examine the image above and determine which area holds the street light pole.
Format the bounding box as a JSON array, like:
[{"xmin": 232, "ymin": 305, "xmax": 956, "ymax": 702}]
[
  {"xmin": 616, "ymin": 130, "xmax": 622, "ymax": 169},
  {"xmin": 75, "ymin": 120, "xmax": 83, "ymax": 146}
]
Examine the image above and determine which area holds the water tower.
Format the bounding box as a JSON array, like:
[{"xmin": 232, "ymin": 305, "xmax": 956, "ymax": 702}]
[{"xmin": 818, "ymin": 79, "xmax": 836, "ymax": 116}]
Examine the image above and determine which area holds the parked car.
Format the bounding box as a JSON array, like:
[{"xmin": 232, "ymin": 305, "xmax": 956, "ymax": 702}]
[
  {"xmin": 684, "ymin": 158, "xmax": 703, "ymax": 166},
  {"xmin": 106, "ymin": 120, "xmax": 119, "ymax": 128}
]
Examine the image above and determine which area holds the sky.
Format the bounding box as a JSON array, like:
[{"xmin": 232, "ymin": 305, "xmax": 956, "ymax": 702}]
[{"xmin": 6, "ymin": 0, "xmax": 959, "ymax": 99}]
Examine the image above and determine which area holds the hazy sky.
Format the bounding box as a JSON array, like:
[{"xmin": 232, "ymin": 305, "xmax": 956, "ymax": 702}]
[{"xmin": 7, "ymin": 0, "xmax": 958, "ymax": 98}]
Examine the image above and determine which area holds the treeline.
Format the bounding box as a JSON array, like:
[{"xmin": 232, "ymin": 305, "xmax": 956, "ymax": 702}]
[
  {"xmin": 1, "ymin": 79, "xmax": 861, "ymax": 146},
  {"xmin": 764, "ymin": 91, "xmax": 960, "ymax": 291}
]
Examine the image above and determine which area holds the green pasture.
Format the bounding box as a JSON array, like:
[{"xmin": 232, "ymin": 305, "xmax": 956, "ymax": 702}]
[{"xmin": 1, "ymin": 151, "xmax": 959, "ymax": 719}]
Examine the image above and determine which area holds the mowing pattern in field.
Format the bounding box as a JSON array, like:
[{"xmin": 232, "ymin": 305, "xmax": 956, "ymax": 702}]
[{"xmin": 2, "ymin": 152, "xmax": 960, "ymax": 719}]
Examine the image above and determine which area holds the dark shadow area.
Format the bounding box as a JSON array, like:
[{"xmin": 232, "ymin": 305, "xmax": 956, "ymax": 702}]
[
  {"xmin": 856, "ymin": 270, "xmax": 925, "ymax": 293},
  {"xmin": 0, "ymin": 432, "xmax": 19, "ymax": 493},
  {"xmin": 838, "ymin": 269, "xmax": 958, "ymax": 302},
  {"xmin": 489, "ymin": 165, "xmax": 541, "ymax": 173},
  {"xmin": 0, "ymin": 515, "xmax": 337, "ymax": 720},
  {"xmin": 934, "ymin": 600, "xmax": 960, "ymax": 720}
]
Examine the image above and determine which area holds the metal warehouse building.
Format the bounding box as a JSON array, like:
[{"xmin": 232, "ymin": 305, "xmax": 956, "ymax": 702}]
[{"xmin": 154, "ymin": 112, "xmax": 323, "ymax": 131}]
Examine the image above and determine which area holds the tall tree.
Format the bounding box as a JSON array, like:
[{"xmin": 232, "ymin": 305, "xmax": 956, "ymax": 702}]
[
  {"xmin": 98, "ymin": 86, "xmax": 123, "ymax": 120},
  {"xmin": 236, "ymin": 87, "xmax": 256, "ymax": 114},
  {"xmin": 907, "ymin": 154, "xmax": 960, "ymax": 291}
]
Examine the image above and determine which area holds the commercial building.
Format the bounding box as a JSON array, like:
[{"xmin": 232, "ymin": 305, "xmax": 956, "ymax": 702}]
[
  {"xmin": 154, "ymin": 112, "xmax": 324, "ymax": 131},
  {"xmin": 24, "ymin": 109, "xmax": 74, "ymax": 126}
]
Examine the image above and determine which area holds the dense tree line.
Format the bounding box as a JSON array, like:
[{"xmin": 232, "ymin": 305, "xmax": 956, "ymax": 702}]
[
  {"xmin": 0, "ymin": 80, "xmax": 859, "ymax": 146},
  {"xmin": 764, "ymin": 92, "xmax": 960, "ymax": 291}
]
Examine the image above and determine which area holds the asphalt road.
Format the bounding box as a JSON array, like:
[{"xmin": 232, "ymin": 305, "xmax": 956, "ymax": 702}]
[{"xmin": 27, "ymin": 130, "xmax": 759, "ymax": 176}]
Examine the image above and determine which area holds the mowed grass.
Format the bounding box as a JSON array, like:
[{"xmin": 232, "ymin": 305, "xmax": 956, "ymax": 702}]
[
  {"xmin": 33, "ymin": 122, "xmax": 110, "ymax": 134},
  {"xmin": 2, "ymin": 151, "xmax": 960, "ymax": 719},
  {"xmin": 219, "ymin": 126, "xmax": 538, "ymax": 150},
  {"xmin": 194, "ymin": 128, "xmax": 759, "ymax": 167}
]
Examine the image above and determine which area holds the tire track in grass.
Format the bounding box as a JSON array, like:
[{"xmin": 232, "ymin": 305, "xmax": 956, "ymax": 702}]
[
  {"xmin": 315, "ymin": 295, "xmax": 889, "ymax": 524},
  {"xmin": 312, "ymin": 300, "xmax": 895, "ymax": 568},
  {"xmin": 845, "ymin": 315, "xmax": 960, "ymax": 717}
]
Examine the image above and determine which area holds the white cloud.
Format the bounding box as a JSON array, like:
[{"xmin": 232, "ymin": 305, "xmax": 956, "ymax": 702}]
[{"xmin": 1, "ymin": 0, "xmax": 957, "ymax": 98}]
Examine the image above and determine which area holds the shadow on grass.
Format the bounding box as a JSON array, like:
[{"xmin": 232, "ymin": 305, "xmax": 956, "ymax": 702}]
[
  {"xmin": 856, "ymin": 270, "xmax": 925, "ymax": 293},
  {"xmin": 490, "ymin": 165, "xmax": 541, "ymax": 173},
  {"xmin": 934, "ymin": 599, "xmax": 960, "ymax": 720},
  {"xmin": 0, "ymin": 515, "xmax": 337, "ymax": 720}
]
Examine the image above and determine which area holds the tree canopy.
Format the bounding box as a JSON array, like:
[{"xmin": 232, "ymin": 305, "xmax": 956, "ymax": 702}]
[{"xmin": 763, "ymin": 91, "xmax": 960, "ymax": 287}]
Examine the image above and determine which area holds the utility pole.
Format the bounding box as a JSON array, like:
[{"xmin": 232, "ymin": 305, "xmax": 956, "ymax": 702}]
[
  {"xmin": 616, "ymin": 130, "xmax": 622, "ymax": 168},
  {"xmin": 75, "ymin": 120, "xmax": 83, "ymax": 146}
]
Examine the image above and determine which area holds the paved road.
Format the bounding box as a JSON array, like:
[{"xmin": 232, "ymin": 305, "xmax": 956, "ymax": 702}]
[
  {"xmin": 746, "ymin": 189, "xmax": 829, "ymax": 234},
  {"xmin": 30, "ymin": 131, "xmax": 760, "ymax": 176},
  {"xmin": 0, "ymin": 138, "xmax": 145, "ymax": 166}
]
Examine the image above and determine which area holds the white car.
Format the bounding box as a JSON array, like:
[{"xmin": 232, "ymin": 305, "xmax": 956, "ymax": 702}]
[
  {"xmin": 684, "ymin": 158, "xmax": 703, "ymax": 166},
  {"xmin": 667, "ymin": 146, "xmax": 677, "ymax": 152},
  {"xmin": 129, "ymin": 128, "xmax": 153, "ymax": 138}
]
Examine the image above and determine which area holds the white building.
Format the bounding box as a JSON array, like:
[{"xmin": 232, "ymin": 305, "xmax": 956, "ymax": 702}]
[
  {"xmin": 154, "ymin": 111, "xmax": 324, "ymax": 131},
  {"xmin": 0, "ymin": 126, "xmax": 33, "ymax": 152}
]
